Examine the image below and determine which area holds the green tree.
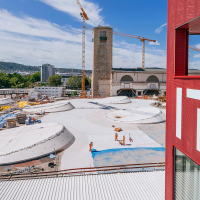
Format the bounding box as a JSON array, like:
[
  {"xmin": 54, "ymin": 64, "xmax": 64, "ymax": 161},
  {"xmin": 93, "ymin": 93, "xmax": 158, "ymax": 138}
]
[
  {"xmin": 85, "ymin": 77, "xmax": 91, "ymax": 87},
  {"xmin": 9, "ymin": 77, "xmax": 19, "ymax": 87},
  {"xmin": 40, "ymin": 82, "xmax": 47, "ymax": 87},
  {"xmin": 0, "ymin": 72, "xmax": 10, "ymax": 88},
  {"xmin": 71, "ymin": 91, "xmax": 77, "ymax": 96},
  {"xmin": 30, "ymin": 71, "xmax": 41, "ymax": 83},
  {"xmin": 47, "ymin": 74, "xmax": 62, "ymax": 86},
  {"xmin": 67, "ymin": 76, "xmax": 81, "ymax": 89}
]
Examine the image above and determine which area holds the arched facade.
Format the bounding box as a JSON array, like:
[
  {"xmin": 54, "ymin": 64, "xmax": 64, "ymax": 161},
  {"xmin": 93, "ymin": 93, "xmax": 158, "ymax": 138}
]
[
  {"xmin": 146, "ymin": 75, "xmax": 159, "ymax": 83},
  {"xmin": 120, "ymin": 75, "xmax": 133, "ymax": 82}
]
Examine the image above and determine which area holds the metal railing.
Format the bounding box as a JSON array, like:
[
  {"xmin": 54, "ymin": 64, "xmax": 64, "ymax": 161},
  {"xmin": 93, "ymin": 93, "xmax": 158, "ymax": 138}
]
[
  {"xmin": 0, "ymin": 162, "xmax": 165, "ymax": 181},
  {"xmin": 0, "ymin": 89, "xmax": 33, "ymax": 95}
]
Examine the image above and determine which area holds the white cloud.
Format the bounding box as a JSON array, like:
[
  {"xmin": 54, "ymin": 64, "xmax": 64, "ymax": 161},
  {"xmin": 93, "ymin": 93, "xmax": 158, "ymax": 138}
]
[
  {"xmin": 39, "ymin": 0, "xmax": 105, "ymax": 26},
  {"xmin": 149, "ymin": 41, "xmax": 160, "ymax": 45},
  {"xmin": 0, "ymin": 9, "xmax": 166, "ymax": 69},
  {"xmin": 155, "ymin": 23, "xmax": 167, "ymax": 34},
  {"xmin": 0, "ymin": 9, "xmax": 84, "ymax": 42},
  {"xmin": 194, "ymin": 54, "xmax": 200, "ymax": 58},
  {"xmin": 0, "ymin": 9, "xmax": 93, "ymax": 68},
  {"xmin": 189, "ymin": 61, "xmax": 200, "ymax": 69},
  {"xmin": 113, "ymin": 42, "xmax": 166, "ymax": 68}
]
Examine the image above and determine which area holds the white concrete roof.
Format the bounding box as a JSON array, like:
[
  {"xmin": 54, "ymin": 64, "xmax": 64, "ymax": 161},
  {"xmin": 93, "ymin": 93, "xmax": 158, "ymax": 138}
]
[
  {"xmin": 97, "ymin": 96, "xmax": 131, "ymax": 104},
  {"xmin": 23, "ymin": 101, "xmax": 74, "ymax": 113},
  {"xmin": 0, "ymin": 98, "xmax": 14, "ymax": 105},
  {"xmin": 105, "ymin": 107, "xmax": 165, "ymax": 124},
  {"xmin": 0, "ymin": 171, "xmax": 165, "ymax": 200},
  {"xmin": 0, "ymin": 123, "xmax": 75, "ymax": 164},
  {"xmin": 41, "ymin": 98, "xmax": 165, "ymax": 169}
]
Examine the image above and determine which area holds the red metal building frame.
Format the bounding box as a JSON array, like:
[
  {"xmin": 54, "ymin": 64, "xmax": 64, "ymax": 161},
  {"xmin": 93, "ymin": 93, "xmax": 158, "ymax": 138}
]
[{"xmin": 166, "ymin": 0, "xmax": 200, "ymax": 199}]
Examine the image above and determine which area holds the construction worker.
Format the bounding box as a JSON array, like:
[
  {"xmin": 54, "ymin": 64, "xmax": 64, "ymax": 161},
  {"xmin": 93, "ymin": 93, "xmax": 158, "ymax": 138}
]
[
  {"xmin": 129, "ymin": 133, "xmax": 133, "ymax": 142},
  {"xmin": 89, "ymin": 142, "xmax": 93, "ymax": 152},
  {"xmin": 115, "ymin": 133, "xmax": 118, "ymax": 141},
  {"xmin": 91, "ymin": 142, "xmax": 93, "ymax": 149},
  {"xmin": 89, "ymin": 142, "xmax": 92, "ymax": 152},
  {"xmin": 123, "ymin": 135, "xmax": 125, "ymax": 145}
]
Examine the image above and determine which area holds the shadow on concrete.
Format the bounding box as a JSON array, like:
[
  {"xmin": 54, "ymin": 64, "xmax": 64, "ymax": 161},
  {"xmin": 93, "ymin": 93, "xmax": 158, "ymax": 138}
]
[{"xmin": 88, "ymin": 102, "xmax": 117, "ymax": 110}]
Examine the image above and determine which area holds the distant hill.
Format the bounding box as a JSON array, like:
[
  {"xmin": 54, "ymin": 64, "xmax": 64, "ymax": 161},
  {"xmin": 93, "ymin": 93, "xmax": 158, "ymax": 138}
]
[
  {"xmin": 0, "ymin": 61, "xmax": 40, "ymax": 72},
  {"xmin": 0, "ymin": 61, "xmax": 92, "ymax": 74}
]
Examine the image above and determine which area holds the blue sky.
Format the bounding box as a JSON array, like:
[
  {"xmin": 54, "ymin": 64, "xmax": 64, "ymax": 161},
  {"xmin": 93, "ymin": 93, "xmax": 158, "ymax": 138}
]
[{"xmin": 0, "ymin": 0, "xmax": 199, "ymax": 69}]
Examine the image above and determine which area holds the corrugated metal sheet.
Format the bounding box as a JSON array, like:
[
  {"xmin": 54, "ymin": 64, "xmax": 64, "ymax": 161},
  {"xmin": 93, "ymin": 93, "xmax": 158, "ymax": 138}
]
[{"xmin": 0, "ymin": 170, "xmax": 165, "ymax": 200}]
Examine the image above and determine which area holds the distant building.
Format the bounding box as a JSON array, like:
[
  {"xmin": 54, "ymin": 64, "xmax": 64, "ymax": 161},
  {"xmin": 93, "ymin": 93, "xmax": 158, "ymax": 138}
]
[
  {"xmin": 41, "ymin": 64, "xmax": 55, "ymax": 82},
  {"xmin": 34, "ymin": 87, "xmax": 64, "ymax": 97},
  {"xmin": 56, "ymin": 72, "xmax": 82, "ymax": 87},
  {"xmin": 111, "ymin": 68, "xmax": 167, "ymax": 97}
]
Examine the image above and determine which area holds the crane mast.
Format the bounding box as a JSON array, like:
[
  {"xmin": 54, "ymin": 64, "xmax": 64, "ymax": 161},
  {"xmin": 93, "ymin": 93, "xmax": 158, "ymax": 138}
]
[{"xmin": 76, "ymin": 0, "xmax": 89, "ymax": 97}]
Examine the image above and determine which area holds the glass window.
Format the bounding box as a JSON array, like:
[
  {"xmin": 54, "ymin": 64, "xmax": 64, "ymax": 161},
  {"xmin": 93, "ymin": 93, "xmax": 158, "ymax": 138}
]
[
  {"xmin": 175, "ymin": 147, "xmax": 200, "ymax": 199},
  {"xmin": 124, "ymin": 83, "xmax": 130, "ymax": 88},
  {"xmin": 100, "ymin": 58, "xmax": 106, "ymax": 61},
  {"xmin": 100, "ymin": 66, "xmax": 106, "ymax": 68},
  {"xmin": 150, "ymin": 84, "xmax": 156, "ymax": 88},
  {"xmin": 100, "ymin": 31, "xmax": 106, "ymax": 37},
  {"xmin": 100, "ymin": 43, "xmax": 106, "ymax": 45},
  {"xmin": 100, "ymin": 51, "xmax": 106, "ymax": 53}
]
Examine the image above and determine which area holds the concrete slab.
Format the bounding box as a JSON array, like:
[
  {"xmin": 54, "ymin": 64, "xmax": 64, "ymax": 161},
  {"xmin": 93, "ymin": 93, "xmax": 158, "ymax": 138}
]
[
  {"xmin": 41, "ymin": 98, "xmax": 166, "ymax": 170},
  {"xmin": 0, "ymin": 123, "xmax": 75, "ymax": 165},
  {"xmin": 105, "ymin": 107, "xmax": 165, "ymax": 123}
]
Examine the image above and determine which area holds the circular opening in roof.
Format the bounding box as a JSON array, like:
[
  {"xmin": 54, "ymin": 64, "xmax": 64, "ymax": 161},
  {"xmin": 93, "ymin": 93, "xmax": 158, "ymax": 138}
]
[{"xmin": 115, "ymin": 116, "xmax": 121, "ymax": 118}]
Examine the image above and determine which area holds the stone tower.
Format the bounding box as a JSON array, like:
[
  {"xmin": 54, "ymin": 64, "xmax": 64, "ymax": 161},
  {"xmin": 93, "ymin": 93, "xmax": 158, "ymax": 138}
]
[{"xmin": 92, "ymin": 26, "xmax": 113, "ymax": 98}]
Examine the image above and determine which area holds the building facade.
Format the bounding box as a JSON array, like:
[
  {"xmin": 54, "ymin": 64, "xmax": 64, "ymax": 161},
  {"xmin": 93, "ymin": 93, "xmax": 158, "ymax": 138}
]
[
  {"xmin": 34, "ymin": 87, "xmax": 64, "ymax": 97},
  {"xmin": 92, "ymin": 26, "xmax": 113, "ymax": 98},
  {"xmin": 56, "ymin": 72, "xmax": 82, "ymax": 87},
  {"xmin": 166, "ymin": 0, "xmax": 200, "ymax": 199},
  {"xmin": 41, "ymin": 64, "xmax": 55, "ymax": 83},
  {"xmin": 111, "ymin": 68, "xmax": 167, "ymax": 97}
]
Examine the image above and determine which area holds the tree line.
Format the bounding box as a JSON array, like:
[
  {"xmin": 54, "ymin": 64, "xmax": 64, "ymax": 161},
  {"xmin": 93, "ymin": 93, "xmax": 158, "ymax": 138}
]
[
  {"xmin": 0, "ymin": 71, "xmax": 40, "ymax": 88},
  {"xmin": 0, "ymin": 71, "xmax": 91, "ymax": 89}
]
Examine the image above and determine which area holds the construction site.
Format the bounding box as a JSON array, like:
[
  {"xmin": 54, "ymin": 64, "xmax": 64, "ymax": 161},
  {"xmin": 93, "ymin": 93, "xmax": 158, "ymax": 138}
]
[{"xmin": 1, "ymin": 0, "xmax": 200, "ymax": 199}]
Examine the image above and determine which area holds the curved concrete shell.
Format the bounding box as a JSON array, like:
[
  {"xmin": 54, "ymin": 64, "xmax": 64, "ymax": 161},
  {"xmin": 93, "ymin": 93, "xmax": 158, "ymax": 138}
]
[
  {"xmin": 97, "ymin": 96, "xmax": 131, "ymax": 104},
  {"xmin": 105, "ymin": 107, "xmax": 165, "ymax": 124},
  {"xmin": 23, "ymin": 101, "xmax": 74, "ymax": 113},
  {"xmin": 0, "ymin": 98, "xmax": 14, "ymax": 105},
  {"xmin": 0, "ymin": 123, "xmax": 75, "ymax": 165}
]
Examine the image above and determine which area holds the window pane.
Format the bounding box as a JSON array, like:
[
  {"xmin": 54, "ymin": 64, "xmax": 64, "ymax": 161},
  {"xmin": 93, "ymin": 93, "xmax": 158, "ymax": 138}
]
[
  {"xmin": 100, "ymin": 31, "xmax": 106, "ymax": 37},
  {"xmin": 175, "ymin": 147, "xmax": 200, "ymax": 199}
]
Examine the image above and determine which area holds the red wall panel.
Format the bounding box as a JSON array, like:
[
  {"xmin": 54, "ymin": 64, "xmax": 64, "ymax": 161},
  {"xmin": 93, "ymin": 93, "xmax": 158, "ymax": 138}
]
[{"xmin": 166, "ymin": 0, "xmax": 200, "ymax": 199}]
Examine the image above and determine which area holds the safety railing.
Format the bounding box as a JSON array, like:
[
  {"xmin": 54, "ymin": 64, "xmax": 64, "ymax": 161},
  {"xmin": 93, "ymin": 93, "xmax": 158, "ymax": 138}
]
[
  {"xmin": 0, "ymin": 162, "xmax": 165, "ymax": 181},
  {"xmin": 0, "ymin": 89, "xmax": 33, "ymax": 94}
]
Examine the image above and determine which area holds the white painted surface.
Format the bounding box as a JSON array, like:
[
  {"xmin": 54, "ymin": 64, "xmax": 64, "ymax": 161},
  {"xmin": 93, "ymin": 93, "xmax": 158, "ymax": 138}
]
[
  {"xmin": 105, "ymin": 107, "xmax": 165, "ymax": 124},
  {"xmin": 0, "ymin": 171, "xmax": 165, "ymax": 200},
  {"xmin": 187, "ymin": 88, "xmax": 200, "ymax": 100},
  {"xmin": 0, "ymin": 98, "xmax": 14, "ymax": 105},
  {"xmin": 41, "ymin": 98, "xmax": 164, "ymax": 170},
  {"xmin": 197, "ymin": 109, "xmax": 200, "ymax": 151},
  {"xmin": 0, "ymin": 123, "xmax": 75, "ymax": 164},
  {"xmin": 176, "ymin": 88, "xmax": 182, "ymax": 139},
  {"xmin": 23, "ymin": 101, "xmax": 74, "ymax": 113},
  {"xmin": 97, "ymin": 96, "xmax": 131, "ymax": 104}
]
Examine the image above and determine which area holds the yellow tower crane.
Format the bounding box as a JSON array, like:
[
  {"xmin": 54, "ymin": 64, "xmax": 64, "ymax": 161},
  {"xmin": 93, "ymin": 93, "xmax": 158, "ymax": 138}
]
[
  {"xmin": 113, "ymin": 32, "xmax": 156, "ymax": 69},
  {"xmin": 86, "ymin": 27, "xmax": 156, "ymax": 69},
  {"xmin": 189, "ymin": 46, "xmax": 200, "ymax": 52},
  {"xmin": 76, "ymin": 0, "xmax": 89, "ymax": 97}
]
